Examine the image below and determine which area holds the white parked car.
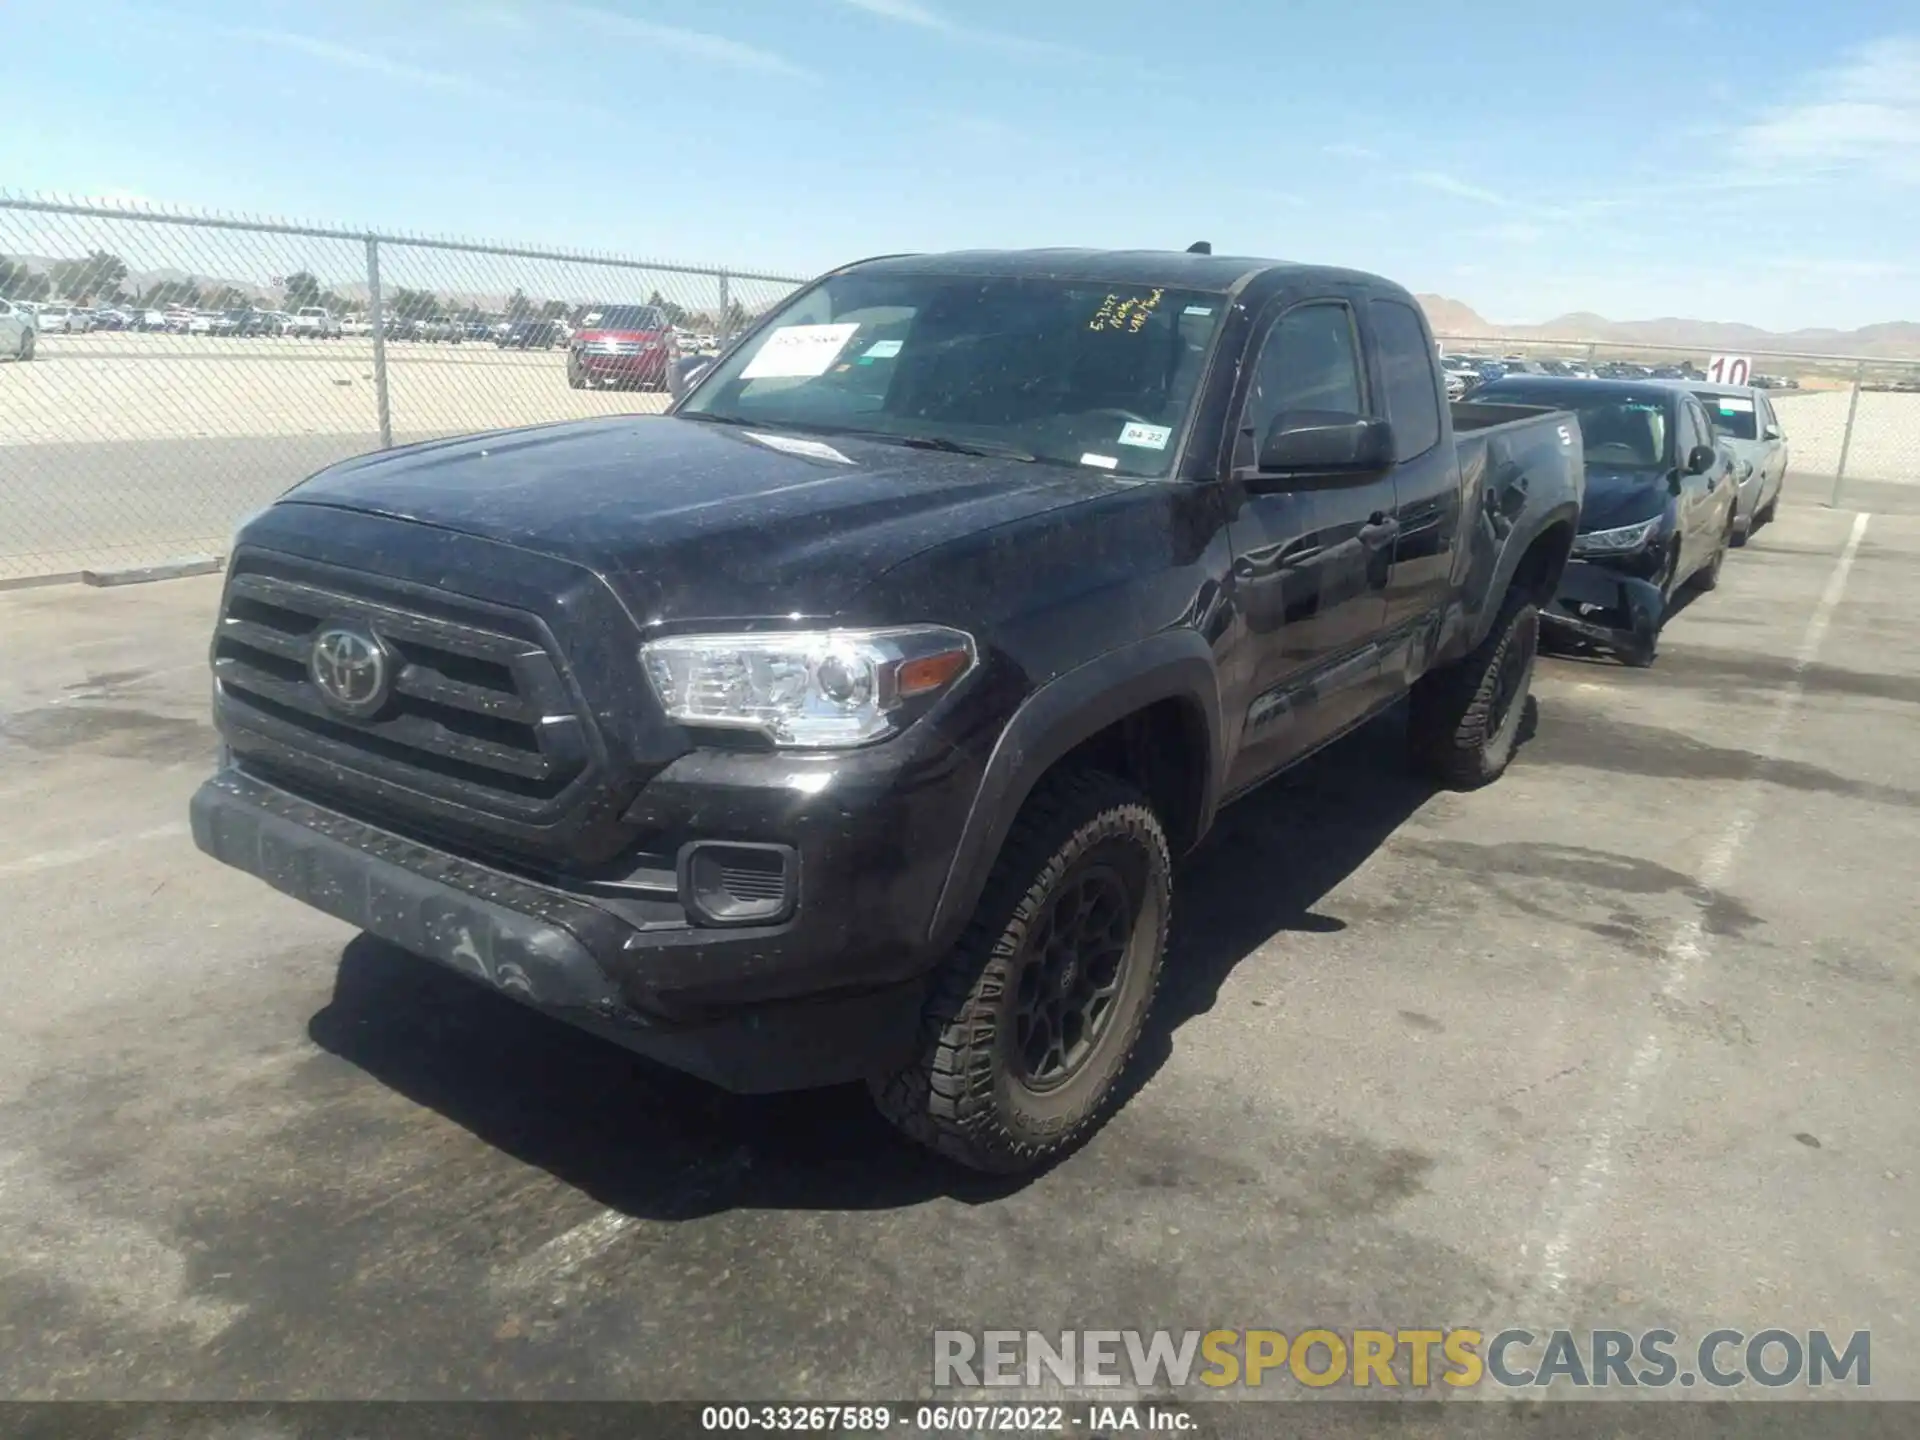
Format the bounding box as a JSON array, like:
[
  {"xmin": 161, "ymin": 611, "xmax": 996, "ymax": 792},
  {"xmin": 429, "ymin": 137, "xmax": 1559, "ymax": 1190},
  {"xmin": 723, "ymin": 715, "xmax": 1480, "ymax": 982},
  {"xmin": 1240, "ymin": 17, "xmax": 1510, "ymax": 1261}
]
[
  {"xmin": 0, "ymin": 297, "xmax": 36, "ymax": 360},
  {"xmin": 339, "ymin": 315, "xmax": 372, "ymax": 336},
  {"xmin": 34, "ymin": 303, "xmax": 75, "ymax": 334},
  {"xmin": 290, "ymin": 306, "xmax": 343, "ymax": 338}
]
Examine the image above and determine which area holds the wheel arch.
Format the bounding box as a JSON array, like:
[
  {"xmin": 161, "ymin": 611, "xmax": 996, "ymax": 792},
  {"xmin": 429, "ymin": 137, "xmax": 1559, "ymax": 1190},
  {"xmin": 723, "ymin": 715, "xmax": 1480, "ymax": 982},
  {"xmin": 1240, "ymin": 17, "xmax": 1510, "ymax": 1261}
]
[{"xmin": 926, "ymin": 630, "xmax": 1222, "ymax": 954}]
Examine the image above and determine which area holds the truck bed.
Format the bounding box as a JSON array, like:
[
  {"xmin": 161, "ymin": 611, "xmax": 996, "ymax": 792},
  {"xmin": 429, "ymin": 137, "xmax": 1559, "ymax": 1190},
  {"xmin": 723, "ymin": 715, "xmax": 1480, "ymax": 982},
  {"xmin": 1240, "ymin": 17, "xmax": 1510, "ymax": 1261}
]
[{"xmin": 1450, "ymin": 399, "xmax": 1569, "ymax": 436}]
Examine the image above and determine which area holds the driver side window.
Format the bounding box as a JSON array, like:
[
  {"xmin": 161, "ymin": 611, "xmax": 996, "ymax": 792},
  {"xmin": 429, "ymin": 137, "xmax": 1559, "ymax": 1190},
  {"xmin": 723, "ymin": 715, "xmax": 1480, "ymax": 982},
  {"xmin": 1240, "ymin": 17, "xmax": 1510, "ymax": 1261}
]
[{"xmin": 1240, "ymin": 302, "xmax": 1365, "ymax": 452}]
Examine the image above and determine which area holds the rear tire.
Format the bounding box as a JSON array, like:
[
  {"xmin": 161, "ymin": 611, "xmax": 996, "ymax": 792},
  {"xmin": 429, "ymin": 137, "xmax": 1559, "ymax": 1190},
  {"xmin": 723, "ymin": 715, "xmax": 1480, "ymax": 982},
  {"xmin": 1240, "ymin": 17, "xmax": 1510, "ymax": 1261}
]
[
  {"xmin": 1408, "ymin": 590, "xmax": 1539, "ymax": 789},
  {"xmin": 18, "ymin": 329, "xmax": 33, "ymax": 360},
  {"xmin": 871, "ymin": 769, "xmax": 1171, "ymax": 1175}
]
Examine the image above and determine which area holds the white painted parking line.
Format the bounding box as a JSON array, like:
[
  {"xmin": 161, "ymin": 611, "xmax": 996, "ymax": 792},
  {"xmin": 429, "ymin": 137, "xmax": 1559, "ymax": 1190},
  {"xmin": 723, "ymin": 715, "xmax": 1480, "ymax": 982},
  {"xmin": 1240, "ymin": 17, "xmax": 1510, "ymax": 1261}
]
[
  {"xmin": 0, "ymin": 822, "xmax": 188, "ymax": 879},
  {"xmin": 490, "ymin": 1210, "xmax": 639, "ymax": 1294},
  {"xmin": 1530, "ymin": 510, "xmax": 1872, "ymax": 1299}
]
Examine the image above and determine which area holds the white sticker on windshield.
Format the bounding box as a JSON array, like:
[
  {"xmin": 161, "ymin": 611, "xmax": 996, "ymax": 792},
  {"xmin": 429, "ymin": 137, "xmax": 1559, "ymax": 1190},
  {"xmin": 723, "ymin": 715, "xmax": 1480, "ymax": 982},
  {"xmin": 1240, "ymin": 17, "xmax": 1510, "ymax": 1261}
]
[
  {"xmin": 740, "ymin": 323, "xmax": 860, "ymax": 379},
  {"xmin": 1080, "ymin": 452, "xmax": 1119, "ymax": 470},
  {"xmin": 1183, "ymin": 305, "xmax": 1214, "ymax": 317},
  {"xmin": 1118, "ymin": 422, "xmax": 1172, "ymax": 450},
  {"xmin": 743, "ymin": 431, "xmax": 855, "ymax": 465},
  {"xmin": 1717, "ymin": 398, "xmax": 1755, "ymax": 412},
  {"xmin": 862, "ymin": 339, "xmax": 903, "ymax": 359}
]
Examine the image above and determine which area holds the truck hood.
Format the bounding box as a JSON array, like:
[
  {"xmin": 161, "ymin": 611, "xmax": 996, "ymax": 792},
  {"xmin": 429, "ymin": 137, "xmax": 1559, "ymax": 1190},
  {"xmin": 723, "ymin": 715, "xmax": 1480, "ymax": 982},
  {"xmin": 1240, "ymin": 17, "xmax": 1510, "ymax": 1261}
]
[
  {"xmin": 277, "ymin": 415, "xmax": 1118, "ymax": 624},
  {"xmin": 1579, "ymin": 466, "xmax": 1674, "ymax": 532}
]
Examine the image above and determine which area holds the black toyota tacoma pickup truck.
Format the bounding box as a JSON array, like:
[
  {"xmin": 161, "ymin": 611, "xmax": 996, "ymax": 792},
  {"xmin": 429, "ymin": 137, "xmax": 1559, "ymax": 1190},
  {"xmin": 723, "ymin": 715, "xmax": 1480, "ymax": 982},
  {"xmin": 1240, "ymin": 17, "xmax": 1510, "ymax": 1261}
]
[{"xmin": 191, "ymin": 247, "xmax": 1583, "ymax": 1173}]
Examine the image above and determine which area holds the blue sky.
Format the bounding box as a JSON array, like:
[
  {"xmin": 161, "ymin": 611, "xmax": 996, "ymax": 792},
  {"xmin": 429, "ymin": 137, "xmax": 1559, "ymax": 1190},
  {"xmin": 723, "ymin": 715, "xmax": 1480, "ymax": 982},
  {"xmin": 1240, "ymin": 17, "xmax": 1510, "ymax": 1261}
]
[{"xmin": 2, "ymin": 0, "xmax": 1916, "ymax": 330}]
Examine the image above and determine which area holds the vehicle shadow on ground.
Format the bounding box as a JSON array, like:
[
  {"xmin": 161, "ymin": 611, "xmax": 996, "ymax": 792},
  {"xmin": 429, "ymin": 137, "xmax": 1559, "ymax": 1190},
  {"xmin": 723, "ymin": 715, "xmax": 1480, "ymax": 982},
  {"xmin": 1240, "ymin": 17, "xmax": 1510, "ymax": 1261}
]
[{"xmin": 307, "ymin": 704, "xmax": 1513, "ymax": 1216}]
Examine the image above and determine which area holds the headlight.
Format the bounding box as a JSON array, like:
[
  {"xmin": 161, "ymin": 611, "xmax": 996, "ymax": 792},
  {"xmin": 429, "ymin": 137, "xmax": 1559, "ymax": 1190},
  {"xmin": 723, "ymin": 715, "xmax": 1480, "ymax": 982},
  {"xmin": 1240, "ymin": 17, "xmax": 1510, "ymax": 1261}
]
[
  {"xmin": 1573, "ymin": 518, "xmax": 1660, "ymax": 555},
  {"xmin": 641, "ymin": 626, "xmax": 976, "ymax": 747}
]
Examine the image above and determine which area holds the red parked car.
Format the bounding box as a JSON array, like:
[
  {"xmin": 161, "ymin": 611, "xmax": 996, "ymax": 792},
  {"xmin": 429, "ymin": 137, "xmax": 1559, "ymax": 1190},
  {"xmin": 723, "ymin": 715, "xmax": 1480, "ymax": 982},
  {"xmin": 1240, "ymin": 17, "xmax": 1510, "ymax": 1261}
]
[{"xmin": 566, "ymin": 305, "xmax": 678, "ymax": 390}]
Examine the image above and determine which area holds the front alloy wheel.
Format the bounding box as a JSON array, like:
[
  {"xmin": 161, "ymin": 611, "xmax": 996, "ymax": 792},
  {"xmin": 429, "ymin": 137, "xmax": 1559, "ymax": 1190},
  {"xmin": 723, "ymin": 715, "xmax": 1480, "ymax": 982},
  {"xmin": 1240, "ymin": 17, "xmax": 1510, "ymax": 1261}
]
[{"xmin": 1010, "ymin": 863, "xmax": 1134, "ymax": 1090}]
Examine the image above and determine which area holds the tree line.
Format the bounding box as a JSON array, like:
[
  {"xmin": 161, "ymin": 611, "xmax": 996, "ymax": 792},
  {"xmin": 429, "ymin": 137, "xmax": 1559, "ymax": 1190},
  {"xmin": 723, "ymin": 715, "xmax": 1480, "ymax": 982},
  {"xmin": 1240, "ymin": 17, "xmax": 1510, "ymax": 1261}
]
[{"xmin": 1, "ymin": 251, "xmax": 752, "ymax": 332}]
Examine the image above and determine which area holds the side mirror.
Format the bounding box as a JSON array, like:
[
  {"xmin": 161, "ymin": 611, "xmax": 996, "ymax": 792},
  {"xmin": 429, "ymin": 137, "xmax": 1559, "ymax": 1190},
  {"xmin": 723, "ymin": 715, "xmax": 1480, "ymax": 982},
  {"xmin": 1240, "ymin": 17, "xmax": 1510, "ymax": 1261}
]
[
  {"xmin": 1763, "ymin": 425, "xmax": 1783, "ymax": 441},
  {"xmin": 1686, "ymin": 444, "xmax": 1718, "ymax": 476},
  {"xmin": 1257, "ymin": 415, "xmax": 1396, "ymax": 475},
  {"xmin": 668, "ymin": 356, "xmax": 714, "ymax": 403}
]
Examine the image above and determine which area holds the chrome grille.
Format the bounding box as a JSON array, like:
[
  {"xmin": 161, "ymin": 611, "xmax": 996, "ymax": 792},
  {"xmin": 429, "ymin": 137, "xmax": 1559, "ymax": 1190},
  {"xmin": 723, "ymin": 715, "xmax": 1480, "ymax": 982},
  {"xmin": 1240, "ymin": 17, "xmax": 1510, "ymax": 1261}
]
[{"xmin": 213, "ymin": 564, "xmax": 590, "ymax": 809}]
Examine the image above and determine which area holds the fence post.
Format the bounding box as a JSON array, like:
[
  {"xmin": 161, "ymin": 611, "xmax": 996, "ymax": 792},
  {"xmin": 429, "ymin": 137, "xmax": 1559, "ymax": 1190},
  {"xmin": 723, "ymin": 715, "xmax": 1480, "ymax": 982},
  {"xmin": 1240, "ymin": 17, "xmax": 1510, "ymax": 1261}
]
[
  {"xmin": 717, "ymin": 270, "xmax": 731, "ymax": 347},
  {"xmin": 365, "ymin": 235, "xmax": 393, "ymax": 449},
  {"xmin": 1831, "ymin": 359, "xmax": 1865, "ymax": 509},
  {"xmin": 1584, "ymin": 341, "xmax": 1598, "ymax": 375}
]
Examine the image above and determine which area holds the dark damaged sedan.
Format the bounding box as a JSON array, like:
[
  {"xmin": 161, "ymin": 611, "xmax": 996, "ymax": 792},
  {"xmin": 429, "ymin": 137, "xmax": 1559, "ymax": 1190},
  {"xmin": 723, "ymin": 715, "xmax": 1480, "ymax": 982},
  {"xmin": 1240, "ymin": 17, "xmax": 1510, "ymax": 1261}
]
[{"xmin": 1468, "ymin": 377, "xmax": 1738, "ymax": 666}]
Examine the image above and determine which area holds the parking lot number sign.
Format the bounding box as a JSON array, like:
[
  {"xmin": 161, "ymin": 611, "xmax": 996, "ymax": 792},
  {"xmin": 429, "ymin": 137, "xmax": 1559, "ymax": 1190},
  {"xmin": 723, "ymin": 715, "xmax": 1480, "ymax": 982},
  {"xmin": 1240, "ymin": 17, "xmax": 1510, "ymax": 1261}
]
[{"xmin": 1707, "ymin": 355, "xmax": 1753, "ymax": 386}]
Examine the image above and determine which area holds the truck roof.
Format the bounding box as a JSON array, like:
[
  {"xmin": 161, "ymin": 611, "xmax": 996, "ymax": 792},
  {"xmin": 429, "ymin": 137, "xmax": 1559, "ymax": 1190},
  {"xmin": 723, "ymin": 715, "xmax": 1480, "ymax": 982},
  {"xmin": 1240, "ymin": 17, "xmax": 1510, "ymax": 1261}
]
[{"xmin": 840, "ymin": 247, "xmax": 1399, "ymax": 299}]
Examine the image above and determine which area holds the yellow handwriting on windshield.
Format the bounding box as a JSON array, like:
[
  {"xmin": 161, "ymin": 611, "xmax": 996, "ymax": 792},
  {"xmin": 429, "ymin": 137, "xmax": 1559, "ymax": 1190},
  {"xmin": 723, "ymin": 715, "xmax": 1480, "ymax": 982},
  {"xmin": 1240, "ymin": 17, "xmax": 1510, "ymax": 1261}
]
[{"xmin": 1089, "ymin": 288, "xmax": 1165, "ymax": 334}]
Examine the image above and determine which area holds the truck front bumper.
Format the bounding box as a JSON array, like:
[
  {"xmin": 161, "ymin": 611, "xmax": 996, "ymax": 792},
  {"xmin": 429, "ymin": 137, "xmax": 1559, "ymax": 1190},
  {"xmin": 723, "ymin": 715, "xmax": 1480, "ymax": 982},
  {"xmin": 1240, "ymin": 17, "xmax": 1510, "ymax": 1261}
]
[{"xmin": 190, "ymin": 767, "xmax": 930, "ymax": 1093}]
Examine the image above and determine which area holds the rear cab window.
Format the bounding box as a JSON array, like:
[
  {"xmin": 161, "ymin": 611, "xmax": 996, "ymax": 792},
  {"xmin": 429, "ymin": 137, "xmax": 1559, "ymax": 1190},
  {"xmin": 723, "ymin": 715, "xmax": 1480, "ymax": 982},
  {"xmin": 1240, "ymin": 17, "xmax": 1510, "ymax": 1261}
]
[{"xmin": 1368, "ymin": 297, "xmax": 1442, "ymax": 459}]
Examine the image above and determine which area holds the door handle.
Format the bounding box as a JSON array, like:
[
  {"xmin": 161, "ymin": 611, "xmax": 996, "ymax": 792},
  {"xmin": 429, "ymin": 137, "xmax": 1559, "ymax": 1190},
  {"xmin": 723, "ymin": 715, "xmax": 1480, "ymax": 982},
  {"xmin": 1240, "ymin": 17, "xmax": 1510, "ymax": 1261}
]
[{"xmin": 1358, "ymin": 514, "xmax": 1399, "ymax": 548}]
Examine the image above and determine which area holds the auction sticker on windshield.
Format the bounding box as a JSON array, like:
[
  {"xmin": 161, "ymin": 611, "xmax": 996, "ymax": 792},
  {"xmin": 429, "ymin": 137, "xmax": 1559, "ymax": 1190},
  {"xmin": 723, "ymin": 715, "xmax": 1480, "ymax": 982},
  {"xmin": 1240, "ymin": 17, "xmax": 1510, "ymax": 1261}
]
[
  {"xmin": 741, "ymin": 323, "xmax": 861, "ymax": 379},
  {"xmin": 1717, "ymin": 398, "xmax": 1755, "ymax": 412},
  {"xmin": 1118, "ymin": 422, "xmax": 1172, "ymax": 450}
]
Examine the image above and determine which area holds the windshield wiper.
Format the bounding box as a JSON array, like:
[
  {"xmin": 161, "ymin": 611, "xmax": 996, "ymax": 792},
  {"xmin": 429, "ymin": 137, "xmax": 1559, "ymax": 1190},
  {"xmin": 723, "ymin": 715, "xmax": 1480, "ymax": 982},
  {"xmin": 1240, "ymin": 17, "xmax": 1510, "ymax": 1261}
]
[
  {"xmin": 891, "ymin": 434, "xmax": 1036, "ymax": 461},
  {"xmin": 684, "ymin": 416, "xmax": 1036, "ymax": 462},
  {"xmin": 676, "ymin": 411, "xmax": 756, "ymax": 427}
]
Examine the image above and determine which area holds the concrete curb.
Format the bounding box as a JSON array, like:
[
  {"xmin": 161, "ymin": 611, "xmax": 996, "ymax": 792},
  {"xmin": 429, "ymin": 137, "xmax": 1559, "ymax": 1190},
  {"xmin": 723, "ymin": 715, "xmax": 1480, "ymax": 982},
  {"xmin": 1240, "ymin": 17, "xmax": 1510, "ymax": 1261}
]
[{"xmin": 79, "ymin": 554, "xmax": 225, "ymax": 588}]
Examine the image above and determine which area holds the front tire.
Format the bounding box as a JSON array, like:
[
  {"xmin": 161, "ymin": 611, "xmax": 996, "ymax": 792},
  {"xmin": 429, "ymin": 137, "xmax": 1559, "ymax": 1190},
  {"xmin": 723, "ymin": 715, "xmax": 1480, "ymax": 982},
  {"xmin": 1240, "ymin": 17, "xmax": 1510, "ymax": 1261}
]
[
  {"xmin": 1408, "ymin": 590, "xmax": 1540, "ymax": 789},
  {"xmin": 871, "ymin": 769, "xmax": 1171, "ymax": 1174},
  {"xmin": 18, "ymin": 328, "xmax": 34, "ymax": 360},
  {"xmin": 567, "ymin": 360, "xmax": 587, "ymax": 389}
]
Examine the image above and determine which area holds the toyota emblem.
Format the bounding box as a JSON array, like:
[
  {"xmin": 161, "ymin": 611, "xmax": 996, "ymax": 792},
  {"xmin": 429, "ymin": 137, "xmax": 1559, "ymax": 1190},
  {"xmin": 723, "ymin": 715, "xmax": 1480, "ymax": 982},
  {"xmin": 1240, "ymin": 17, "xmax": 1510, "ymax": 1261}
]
[{"xmin": 309, "ymin": 625, "xmax": 391, "ymax": 717}]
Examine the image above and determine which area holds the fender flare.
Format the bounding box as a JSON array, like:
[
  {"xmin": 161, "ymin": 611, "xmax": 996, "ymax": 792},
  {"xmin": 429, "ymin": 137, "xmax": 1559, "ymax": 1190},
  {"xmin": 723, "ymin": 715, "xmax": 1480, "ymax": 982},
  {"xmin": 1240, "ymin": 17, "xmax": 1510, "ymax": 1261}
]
[
  {"xmin": 1470, "ymin": 499, "xmax": 1581, "ymax": 651},
  {"xmin": 925, "ymin": 629, "xmax": 1223, "ymax": 952}
]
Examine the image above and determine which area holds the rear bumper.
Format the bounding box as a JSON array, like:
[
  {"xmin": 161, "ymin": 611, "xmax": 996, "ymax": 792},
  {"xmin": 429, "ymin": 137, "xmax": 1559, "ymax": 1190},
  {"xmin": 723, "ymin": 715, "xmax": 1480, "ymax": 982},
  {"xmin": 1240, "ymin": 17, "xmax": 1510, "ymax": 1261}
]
[{"xmin": 190, "ymin": 767, "xmax": 928, "ymax": 1092}]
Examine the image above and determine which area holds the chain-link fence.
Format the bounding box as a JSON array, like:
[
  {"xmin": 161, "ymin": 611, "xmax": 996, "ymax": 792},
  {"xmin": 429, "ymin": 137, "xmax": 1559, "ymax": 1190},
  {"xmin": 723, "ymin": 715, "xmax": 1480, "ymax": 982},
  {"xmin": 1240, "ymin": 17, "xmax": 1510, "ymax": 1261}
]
[
  {"xmin": 0, "ymin": 195, "xmax": 806, "ymax": 583},
  {"xmin": 7, "ymin": 197, "xmax": 1918, "ymax": 585},
  {"xmin": 1434, "ymin": 333, "xmax": 1920, "ymax": 516}
]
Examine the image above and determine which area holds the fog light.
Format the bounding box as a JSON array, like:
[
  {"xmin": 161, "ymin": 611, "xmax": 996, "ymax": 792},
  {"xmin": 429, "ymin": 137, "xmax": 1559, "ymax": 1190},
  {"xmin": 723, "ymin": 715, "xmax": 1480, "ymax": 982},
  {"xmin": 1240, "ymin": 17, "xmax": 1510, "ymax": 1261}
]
[{"xmin": 678, "ymin": 841, "xmax": 797, "ymax": 926}]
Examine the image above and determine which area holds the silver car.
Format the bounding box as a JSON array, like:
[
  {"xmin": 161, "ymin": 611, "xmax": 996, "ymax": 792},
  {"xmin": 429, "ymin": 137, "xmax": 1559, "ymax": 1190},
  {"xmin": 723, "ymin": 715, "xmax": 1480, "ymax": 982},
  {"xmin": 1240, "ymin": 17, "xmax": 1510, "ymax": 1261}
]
[
  {"xmin": 0, "ymin": 297, "xmax": 35, "ymax": 359},
  {"xmin": 1688, "ymin": 383, "xmax": 1788, "ymax": 542}
]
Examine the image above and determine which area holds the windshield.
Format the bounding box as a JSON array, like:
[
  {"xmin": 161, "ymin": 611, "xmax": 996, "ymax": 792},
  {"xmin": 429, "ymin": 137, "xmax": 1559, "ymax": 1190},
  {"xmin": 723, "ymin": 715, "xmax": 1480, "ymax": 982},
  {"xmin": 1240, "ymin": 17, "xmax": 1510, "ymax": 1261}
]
[
  {"xmin": 678, "ymin": 270, "xmax": 1226, "ymax": 478},
  {"xmin": 1694, "ymin": 391, "xmax": 1759, "ymax": 440},
  {"xmin": 1481, "ymin": 382, "xmax": 1674, "ymax": 469},
  {"xmin": 581, "ymin": 306, "xmax": 667, "ymax": 332}
]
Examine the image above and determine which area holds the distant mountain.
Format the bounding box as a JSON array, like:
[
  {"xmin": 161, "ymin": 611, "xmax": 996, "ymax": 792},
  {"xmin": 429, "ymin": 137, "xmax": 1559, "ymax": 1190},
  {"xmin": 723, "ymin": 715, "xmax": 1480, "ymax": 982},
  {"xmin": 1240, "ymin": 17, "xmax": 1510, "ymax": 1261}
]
[{"xmin": 1416, "ymin": 295, "xmax": 1920, "ymax": 359}]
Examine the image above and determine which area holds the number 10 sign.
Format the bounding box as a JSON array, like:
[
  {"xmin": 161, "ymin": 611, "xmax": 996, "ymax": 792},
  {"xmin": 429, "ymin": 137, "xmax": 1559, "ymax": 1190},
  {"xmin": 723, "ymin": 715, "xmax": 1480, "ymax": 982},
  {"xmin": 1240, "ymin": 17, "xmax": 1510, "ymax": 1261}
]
[{"xmin": 1706, "ymin": 355, "xmax": 1752, "ymax": 386}]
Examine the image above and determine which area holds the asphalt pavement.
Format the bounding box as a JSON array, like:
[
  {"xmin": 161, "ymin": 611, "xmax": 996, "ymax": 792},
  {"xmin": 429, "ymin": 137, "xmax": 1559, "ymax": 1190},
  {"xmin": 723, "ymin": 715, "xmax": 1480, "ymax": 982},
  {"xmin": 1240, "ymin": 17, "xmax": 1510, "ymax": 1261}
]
[{"xmin": 0, "ymin": 496, "xmax": 1914, "ymax": 1406}]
